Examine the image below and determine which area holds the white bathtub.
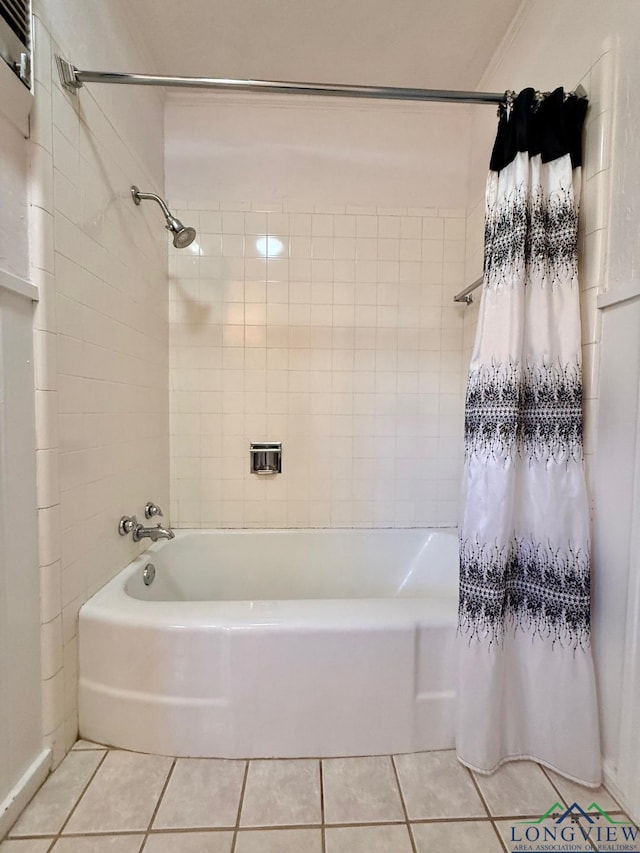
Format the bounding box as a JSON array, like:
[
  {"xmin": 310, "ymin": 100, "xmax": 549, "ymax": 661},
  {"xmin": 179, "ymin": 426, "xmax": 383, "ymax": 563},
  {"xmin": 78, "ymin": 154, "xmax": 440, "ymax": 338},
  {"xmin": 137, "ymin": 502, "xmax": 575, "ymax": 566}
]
[{"xmin": 79, "ymin": 528, "xmax": 459, "ymax": 758}]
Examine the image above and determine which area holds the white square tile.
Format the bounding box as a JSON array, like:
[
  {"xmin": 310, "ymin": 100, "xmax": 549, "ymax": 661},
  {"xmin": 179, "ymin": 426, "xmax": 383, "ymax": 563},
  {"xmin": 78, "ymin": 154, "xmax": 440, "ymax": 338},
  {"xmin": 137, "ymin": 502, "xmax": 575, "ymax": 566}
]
[
  {"xmin": 325, "ymin": 824, "xmax": 413, "ymax": 853},
  {"xmin": 312, "ymin": 214, "xmax": 333, "ymax": 236},
  {"xmin": 322, "ymin": 757, "xmax": 404, "ymax": 824},
  {"xmin": 10, "ymin": 750, "xmax": 105, "ymax": 836},
  {"xmin": 472, "ymin": 761, "xmax": 561, "ymax": 817},
  {"xmin": 333, "ymin": 215, "xmax": 356, "ymax": 238},
  {"xmin": 235, "ymin": 829, "xmax": 322, "ymax": 853},
  {"xmin": 356, "ymin": 216, "xmax": 377, "ymax": 238},
  {"xmin": 153, "ymin": 759, "xmax": 245, "ymax": 829},
  {"xmin": 240, "ymin": 760, "xmax": 321, "ymax": 827},
  {"xmin": 400, "ymin": 217, "xmax": 422, "ymax": 239},
  {"xmin": 64, "ymin": 752, "xmax": 172, "ymax": 833},
  {"xmin": 411, "ymin": 820, "xmax": 503, "ymax": 852}
]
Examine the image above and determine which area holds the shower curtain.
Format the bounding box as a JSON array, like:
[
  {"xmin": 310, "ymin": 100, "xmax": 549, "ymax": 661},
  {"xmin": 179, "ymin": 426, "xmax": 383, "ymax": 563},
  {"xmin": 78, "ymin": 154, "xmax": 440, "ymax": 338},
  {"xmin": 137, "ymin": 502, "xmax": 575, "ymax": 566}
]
[{"xmin": 456, "ymin": 87, "xmax": 601, "ymax": 785}]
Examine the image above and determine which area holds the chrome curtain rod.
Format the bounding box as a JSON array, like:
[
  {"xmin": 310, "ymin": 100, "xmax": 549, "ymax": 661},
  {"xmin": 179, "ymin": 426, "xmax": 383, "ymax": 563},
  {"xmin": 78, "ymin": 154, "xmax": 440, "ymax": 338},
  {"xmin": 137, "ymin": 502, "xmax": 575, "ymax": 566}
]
[
  {"xmin": 453, "ymin": 275, "xmax": 483, "ymax": 305},
  {"xmin": 56, "ymin": 56, "xmax": 506, "ymax": 105}
]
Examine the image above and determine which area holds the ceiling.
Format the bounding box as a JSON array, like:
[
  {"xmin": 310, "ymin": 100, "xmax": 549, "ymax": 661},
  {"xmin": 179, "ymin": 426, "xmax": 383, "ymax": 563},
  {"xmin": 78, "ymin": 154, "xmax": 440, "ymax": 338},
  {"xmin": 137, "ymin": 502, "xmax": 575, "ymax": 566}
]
[{"xmin": 123, "ymin": 0, "xmax": 524, "ymax": 91}]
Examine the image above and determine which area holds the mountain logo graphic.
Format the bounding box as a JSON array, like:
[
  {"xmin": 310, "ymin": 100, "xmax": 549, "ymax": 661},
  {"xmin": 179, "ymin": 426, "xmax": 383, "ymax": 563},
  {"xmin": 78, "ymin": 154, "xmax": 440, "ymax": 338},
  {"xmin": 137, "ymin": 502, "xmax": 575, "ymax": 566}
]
[
  {"xmin": 509, "ymin": 802, "xmax": 639, "ymax": 851},
  {"xmin": 519, "ymin": 801, "xmax": 632, "ymax": 826}
]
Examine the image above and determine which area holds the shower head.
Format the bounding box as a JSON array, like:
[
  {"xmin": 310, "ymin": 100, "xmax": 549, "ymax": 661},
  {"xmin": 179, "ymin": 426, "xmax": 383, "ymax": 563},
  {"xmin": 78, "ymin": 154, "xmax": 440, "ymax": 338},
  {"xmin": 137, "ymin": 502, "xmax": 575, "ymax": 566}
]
[
  {"xmin": 171, "ymin": 223, "xmax": 197, "ymax": 250},
  {"xmin": 131, "ymin": 185, "xmax": 197, "ymax": 249}
]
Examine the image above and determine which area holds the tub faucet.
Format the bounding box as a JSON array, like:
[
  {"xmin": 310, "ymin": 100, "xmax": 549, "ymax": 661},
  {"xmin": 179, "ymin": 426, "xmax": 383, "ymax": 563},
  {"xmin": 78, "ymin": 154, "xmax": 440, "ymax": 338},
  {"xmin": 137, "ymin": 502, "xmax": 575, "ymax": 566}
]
[
  {"xmin": 118, "ymin": 514, "xmax": 175, "ymax": 542},
  {"xmin": 132, "ymin": 521, "xmax": 175, "ymax": 542}
]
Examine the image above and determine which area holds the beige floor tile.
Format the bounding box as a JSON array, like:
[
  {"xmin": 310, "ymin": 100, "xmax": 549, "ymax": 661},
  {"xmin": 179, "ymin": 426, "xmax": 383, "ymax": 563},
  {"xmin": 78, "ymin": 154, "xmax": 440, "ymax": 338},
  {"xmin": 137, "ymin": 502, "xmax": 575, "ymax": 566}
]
[
  {"xmin": 144, "ymin": 831, "xmax": 233, "ymax": 852},
  {"xmin": 63, "ymin": 752, "xmax": 172, "ymax": 834},
  {"xmin": 240, "ymin": 760, "xmax": 321, "ymax": 827},
  {"xmin": 235, "ymin": 828, "xmax": 323, "ymax": 853},
  {"xmin": 152, "ymin": 759, "xmax": 245, "ymax": 829},
  {"xmin": 412, "ymin": 820, "xmax": 504, "ymax": 852},
  {"xmin": 473, "ymin": 761, "xmax": 561, "ymax": 817},
  {"xmin": 10, "ymin": 750, "xmax": 105, "ymax": 836},
  {"xmin": 325, "ymin": 824, "xmax": 414, "ymax": 853},
  {"xmin": 394, "ymin": 750, "xmax": 486, "ymax": 820},
  {"xmin": 51, "ymin": 837, "xmax": 144, "ymax": 852},
  {"xmin": 322, "ymin": 756, "xmax": 405, "ymax": 825},
  {"xmin": 543, "ymin": 768, "xmax": 620, "ymax": 812},
  {"xmin": 0, "ymin": 841, "xmax": 53, "ymax": 852}
]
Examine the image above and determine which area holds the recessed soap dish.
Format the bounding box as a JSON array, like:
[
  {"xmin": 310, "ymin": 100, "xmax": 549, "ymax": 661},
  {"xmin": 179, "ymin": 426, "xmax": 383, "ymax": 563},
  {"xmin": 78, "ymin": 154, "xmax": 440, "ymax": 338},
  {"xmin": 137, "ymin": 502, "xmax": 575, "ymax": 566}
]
[{"xmin": 250, "ymin": 442, "xmax": 282, "ymax": 475}]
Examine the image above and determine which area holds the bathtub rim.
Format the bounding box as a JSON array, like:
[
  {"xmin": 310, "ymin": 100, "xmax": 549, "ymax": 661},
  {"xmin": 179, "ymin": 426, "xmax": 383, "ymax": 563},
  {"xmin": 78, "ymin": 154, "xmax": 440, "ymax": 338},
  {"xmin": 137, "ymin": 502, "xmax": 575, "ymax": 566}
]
[{"xmin": 83, "ymin": 527, "xmax": 460, "ymax": 630}]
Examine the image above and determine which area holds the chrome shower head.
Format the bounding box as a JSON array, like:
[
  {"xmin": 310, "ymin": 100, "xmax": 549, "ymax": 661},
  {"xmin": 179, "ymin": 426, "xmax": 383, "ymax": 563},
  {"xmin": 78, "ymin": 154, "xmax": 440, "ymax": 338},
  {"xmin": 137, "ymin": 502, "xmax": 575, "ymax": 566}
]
[
  {"xmin": 170, "ymin": 222, "xmax": 197, "ymax": 250},
  {"xmin": 131, "ymin": 185, "xmax": 197, "ymax": 249}
]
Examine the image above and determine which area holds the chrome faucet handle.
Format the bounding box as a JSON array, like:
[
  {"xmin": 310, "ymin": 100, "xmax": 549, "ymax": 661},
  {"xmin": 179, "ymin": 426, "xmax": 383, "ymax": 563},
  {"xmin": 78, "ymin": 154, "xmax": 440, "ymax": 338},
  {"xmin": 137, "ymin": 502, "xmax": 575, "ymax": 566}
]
[
  {"xmin": 144, "ymin": 501, "xmax": 163, "ymax": 519},
  {"xmin": 118, "ymin": 515, "xmax": 138, "ymax": 536}
]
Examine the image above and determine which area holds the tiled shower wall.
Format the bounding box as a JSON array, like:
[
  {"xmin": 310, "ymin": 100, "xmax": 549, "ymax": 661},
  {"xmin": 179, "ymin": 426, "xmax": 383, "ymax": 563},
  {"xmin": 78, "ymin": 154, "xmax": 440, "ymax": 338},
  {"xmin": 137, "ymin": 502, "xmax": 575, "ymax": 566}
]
[
  {"xmin": 29, "ymin": 4, "xmax": 169, "ymax": 765},
  {"xmin": 169, "ymin": 205, "xmax": 468, "ymax": 528}
]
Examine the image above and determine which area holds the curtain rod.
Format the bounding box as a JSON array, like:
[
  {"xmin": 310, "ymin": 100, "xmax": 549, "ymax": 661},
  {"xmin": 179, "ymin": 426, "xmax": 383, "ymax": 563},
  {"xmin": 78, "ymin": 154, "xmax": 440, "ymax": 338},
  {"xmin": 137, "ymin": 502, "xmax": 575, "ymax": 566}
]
[{"xmin": 55, "ymin": 56, "xmax": 506, "ymax": 105}]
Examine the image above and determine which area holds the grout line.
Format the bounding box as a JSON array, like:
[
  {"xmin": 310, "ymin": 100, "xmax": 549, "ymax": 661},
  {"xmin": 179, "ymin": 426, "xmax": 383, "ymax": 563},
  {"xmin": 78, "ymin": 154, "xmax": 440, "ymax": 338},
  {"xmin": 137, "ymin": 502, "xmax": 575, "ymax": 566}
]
[
  {"xmin": 490, "ymin": 818, "xmax": 510, "ymax": 853},
  {"xmin": 36, "ymin": 830, "xmax": 153, "ymax": 839},
  {"xmin": 55, "ymin": 747, "xmax": 110, "ymax": 837},
  {"xmin": 319, "ymin": 760, "xmax": 326, "ymax": 853},
  {"xmin": 390, "ymin": 755, "xmax": 417, "ymax": 853},
  {"xmin": 539, "ymin": 764, "xmax": 568, "ymax": 805},
  {"xmin": 17, "ymin": 747, "xmax": 612, "ymax": 850},
  {"xmin": 466, "ymin": 767, "xmax": 493, "ymax": 819},
  {"xmin": 466, "ymin": 770, "xmax": 513, "ymax": 851},
  {"xmin": 538, "ymin": 762, "xmax": 600, "ymax": 850},
  {"xmin": 139, "ymin": 755, "xmax": 177, "ymax": 851},
  {"xmin": 13, "ymin": 816, "xmax": 504, "ymax": 839},
  {"xmin": 229, "ymin": 760, "xmax": 249, "ymax": 853}
]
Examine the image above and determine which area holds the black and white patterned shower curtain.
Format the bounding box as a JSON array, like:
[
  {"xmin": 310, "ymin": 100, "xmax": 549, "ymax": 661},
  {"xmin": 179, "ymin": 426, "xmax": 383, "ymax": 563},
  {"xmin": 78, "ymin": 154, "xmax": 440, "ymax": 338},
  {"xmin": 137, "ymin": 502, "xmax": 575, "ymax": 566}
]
[{"xmin": 456, "ymin": 88, "xmax": 601, "ymax": 785}]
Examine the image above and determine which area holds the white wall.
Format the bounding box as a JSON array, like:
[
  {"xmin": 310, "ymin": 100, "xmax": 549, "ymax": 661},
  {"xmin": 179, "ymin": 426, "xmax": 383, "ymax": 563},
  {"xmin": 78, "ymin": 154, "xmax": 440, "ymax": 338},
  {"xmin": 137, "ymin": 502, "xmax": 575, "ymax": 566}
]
[
  {"xmin": 28, "ymin": 0, "xmax": 169, "ymax": 766},
  {"xmin": 0, "ymin": 283, "xmax": 46, "ymax": 838},
  {"xmin": 166, "ymin": 96, "xmax": 472, "ymax": 209},
  {"xmin": 0, "ymin": 42, "xmax": 47, "ymax": 840},
  {"xmin": 0, "ymin": 114, "xmax": 29, "ymax": 278}
]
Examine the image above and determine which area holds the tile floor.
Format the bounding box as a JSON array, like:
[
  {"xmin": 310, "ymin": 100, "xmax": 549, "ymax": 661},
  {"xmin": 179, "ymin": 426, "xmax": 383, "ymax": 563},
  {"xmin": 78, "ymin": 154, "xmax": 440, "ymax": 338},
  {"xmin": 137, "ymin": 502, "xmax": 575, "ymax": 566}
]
[{"xmin": 1, "ymin": 741, "xmax": 624, "ymax": 853}]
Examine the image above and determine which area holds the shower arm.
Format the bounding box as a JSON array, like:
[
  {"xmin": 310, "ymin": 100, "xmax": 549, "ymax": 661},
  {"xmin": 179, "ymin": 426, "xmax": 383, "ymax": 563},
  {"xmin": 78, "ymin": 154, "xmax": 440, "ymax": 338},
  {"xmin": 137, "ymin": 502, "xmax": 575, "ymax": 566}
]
[{"xmin": 131, "ymin": 187, "xmax": 173, "ymax": 221}]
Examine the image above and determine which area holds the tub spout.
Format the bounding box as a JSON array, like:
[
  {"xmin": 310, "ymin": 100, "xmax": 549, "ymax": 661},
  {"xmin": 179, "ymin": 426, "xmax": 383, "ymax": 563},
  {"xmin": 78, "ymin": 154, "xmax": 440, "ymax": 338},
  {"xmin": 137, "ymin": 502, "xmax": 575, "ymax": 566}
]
[{"xmin": 132, "ymin": 523, "xmax": 175, "ymax": 543}]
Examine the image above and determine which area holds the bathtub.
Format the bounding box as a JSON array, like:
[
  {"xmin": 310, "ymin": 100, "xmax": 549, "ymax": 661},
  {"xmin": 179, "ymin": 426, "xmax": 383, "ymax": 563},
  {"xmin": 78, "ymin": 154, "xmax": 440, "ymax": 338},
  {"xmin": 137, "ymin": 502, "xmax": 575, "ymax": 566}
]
[{"xmin": 79, "ymin": 528, "xmax": 459, "ymax": 758}]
